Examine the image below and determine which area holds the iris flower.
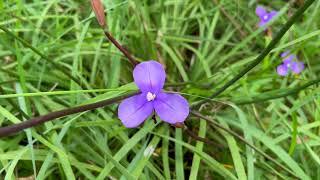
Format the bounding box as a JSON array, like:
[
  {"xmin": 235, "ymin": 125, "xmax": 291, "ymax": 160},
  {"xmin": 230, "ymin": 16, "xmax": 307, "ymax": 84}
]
[
  {"xmin": 118, "ymin": 61, "xmax": 189, "ymax": 128},
  {"xmin": 255, "ymin": 6, "xmax": 277, "ymax": 27},
  {"xmin": 277, "ymin": 51, "xmax": 305, "ymax": 76}
]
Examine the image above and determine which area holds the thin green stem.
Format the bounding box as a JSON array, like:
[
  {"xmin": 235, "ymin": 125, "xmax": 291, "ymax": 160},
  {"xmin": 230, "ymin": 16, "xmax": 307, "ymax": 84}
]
[
  {"xmin": 193, "ymin": 0, "xmax": 315, "ymax": 107},
  {"xmin": 0, "ymin": 1, "xmax": 138, "ymax": 137},
  {"xmin": 212, "ymin": 0, "xmax": 246, "ymax": 37},
  {"xmin": 0, "ymin": 86, "xmax": 30, "ymax": 119},
  {"xmin": 191, "ymin": 110, "xmax": 299, "ymax": 179},
  {"xmin": 234, "ymin": 78, "xmax": 320, "ymax": 105},
  {"xmin": 0, "ymin": 25, "xmax": 83, "ymax": 88},
  {"xmin": 0, "ymin": 79, "xmax": 17, "ymax": 85}
]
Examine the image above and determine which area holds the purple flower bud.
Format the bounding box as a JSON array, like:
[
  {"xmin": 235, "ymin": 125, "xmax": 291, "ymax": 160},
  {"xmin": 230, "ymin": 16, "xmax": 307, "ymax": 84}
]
[{"xmin": 90, "ymin": 0, "xmax": 106, "ymax": 28}]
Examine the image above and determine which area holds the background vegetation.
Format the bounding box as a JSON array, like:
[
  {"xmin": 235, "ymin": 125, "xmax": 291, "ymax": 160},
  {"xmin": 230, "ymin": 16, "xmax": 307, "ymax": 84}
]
[{"xmin": 0, "ymin": 0, "xmax": 319, "ymax": 179}]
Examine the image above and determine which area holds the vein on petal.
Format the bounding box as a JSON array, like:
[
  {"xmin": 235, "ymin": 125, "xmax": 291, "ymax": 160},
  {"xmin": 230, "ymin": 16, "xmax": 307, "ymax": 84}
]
[
  {"xmin": 147, "ymin": 63, "xmax": 154, "ymax": 91},
  {"xmin": 122, "ymin": 101, "xmax": 151, "ymax": 123},
  {"xmin": 157, "ymin": 97, "xmax": 176, "ymax": 111}
]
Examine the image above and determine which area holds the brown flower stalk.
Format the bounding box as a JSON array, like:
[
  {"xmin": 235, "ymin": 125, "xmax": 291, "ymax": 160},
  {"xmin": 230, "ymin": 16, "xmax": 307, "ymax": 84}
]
[
  {"xmin": 0, "ymin": 92, "xmax": 138, "ymax": 137},
  {"xmin": 90, "ymin": 0, "xmax": 138, "ymax": 66}
]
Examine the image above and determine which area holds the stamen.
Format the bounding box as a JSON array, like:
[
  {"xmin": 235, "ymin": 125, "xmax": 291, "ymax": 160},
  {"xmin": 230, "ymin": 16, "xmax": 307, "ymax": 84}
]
[{"xmin": 146, "ymin": 92, "xmax": 156, "ymax": 101}]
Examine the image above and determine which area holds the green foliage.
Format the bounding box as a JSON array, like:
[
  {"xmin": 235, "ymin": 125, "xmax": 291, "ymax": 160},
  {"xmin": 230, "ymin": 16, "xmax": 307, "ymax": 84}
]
[{"xmin": 0, "ymin": 0, "xmax": 319, "ymax": 179}]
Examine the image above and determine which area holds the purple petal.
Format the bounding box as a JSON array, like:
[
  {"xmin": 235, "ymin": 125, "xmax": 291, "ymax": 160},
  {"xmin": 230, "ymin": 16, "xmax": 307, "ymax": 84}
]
[
  {"xmin": 283, "ymin": 55, "xmax": 295, "ymax": 65},
  {"xmin": 133, "ymin": 60, "xmax": 166, "ymax": 94},
  {"xmin": 277, "ymin": 64, "xmax": 288, "ymax": 76},
  {"xmin": 268, "ymin": 11, "xmax": 277, "ymax": 19},
  {"xmin": 281, "ymin": 51, "xmax": 290, "ymax": 58},
  {"xmin": 154, "ymin": 92, "xmax": 189, "ymax": 124},
  {"xmin": 118, "ymin": 93, "xmax": 154, "ymax": 128},
  {"xmin": 258, "ymin": 20, "xmax": 267, "ymax": 27},
  {"xmin": 291, "ymin": 62, "xmax": 305, "ymax": 74},
  {"xmin": 258, "ymin": 20, "xmax": 266, "ymax": 27},
  {"xmin": 256, "ymin": 6, "xmax": 266, "ymax": 17},
  {"xmin": 257, "ymin": 9, "xmax": 277, "ymax": 27}
]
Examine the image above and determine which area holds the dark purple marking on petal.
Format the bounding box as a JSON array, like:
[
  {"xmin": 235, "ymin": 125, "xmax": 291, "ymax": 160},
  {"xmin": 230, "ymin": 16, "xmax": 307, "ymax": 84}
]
[
  {"xmin": 154, "ymin": 92, "xmax": 189, "ymax": 124},
  {"xmin": 118, "ymin": 93, "xmax": 154, "ymax": 128},
  {"xmin": 133, "ymin": 60, "xmax": 166, "ymax": 94}
]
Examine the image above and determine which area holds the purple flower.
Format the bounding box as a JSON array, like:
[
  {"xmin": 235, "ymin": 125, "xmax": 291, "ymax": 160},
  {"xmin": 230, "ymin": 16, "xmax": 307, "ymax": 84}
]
[
  {"xmin": 118, "ymin": 61, "xmax": 189, "ymax": 128},
  {"xmin": 277, "ymin": 52, "xmax": 305, "ymax": 76},
  {"xmin": 255, "ymin": 6, "xmax": 277, "ymax": 27}
]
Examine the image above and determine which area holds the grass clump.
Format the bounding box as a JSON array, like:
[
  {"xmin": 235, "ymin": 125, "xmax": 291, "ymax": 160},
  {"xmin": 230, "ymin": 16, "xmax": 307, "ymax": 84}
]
[{"xmin": 0, "ymin": 0, "xmax": 319, "ymax": 179}]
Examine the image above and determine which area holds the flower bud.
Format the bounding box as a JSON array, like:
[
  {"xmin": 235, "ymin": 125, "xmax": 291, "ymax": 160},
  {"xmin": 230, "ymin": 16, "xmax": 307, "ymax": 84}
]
[{"xmin": 90, "ymin": 0, "xmax": 106, "ymax": 28}]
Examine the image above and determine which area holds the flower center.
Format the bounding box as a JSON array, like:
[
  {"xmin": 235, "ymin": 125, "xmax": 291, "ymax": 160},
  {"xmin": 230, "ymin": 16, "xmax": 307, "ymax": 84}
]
[
  {"xmin": 263, "ymin": 15, "xmax": 268, "ymax": 20},
  {"xmin": 146, "ymin": 92, "xmax": 156, "ymax": 101}
]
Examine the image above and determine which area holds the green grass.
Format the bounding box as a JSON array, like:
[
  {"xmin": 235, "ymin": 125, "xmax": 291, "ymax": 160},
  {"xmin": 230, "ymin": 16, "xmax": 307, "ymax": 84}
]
[{"xmin": 0, "ymin": 0, "xmax": 320, "ymax": 179}]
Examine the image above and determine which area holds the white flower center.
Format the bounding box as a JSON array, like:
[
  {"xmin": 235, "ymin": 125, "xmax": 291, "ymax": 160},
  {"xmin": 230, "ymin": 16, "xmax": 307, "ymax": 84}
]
[
  {"xmin": 146, "ymin": 92, "xmax": 156, "ymax": 101},
  {"xmin": 263, "ymin": 15, "xmax": 268, "ymax": 20},
  {"xmin": 287, "ymin": 63, "xmax": 291, "ymax": 68}
]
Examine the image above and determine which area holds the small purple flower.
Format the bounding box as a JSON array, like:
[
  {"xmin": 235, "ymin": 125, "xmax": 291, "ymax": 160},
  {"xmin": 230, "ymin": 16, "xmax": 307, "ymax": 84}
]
[
  {"xmin": 118, "ymin": 60, "xmax": 189, "ymax": 128},
  {"xmin": 277, "ymin": 52, "xmax": 305, "ymax": 76},
  {"xmin": 255, "ymin": 6, "xmax": 277, "ymax": 27},
  {"xmin": 280, "ymin": 51, "xmax": 290, "ymax": 58}
]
